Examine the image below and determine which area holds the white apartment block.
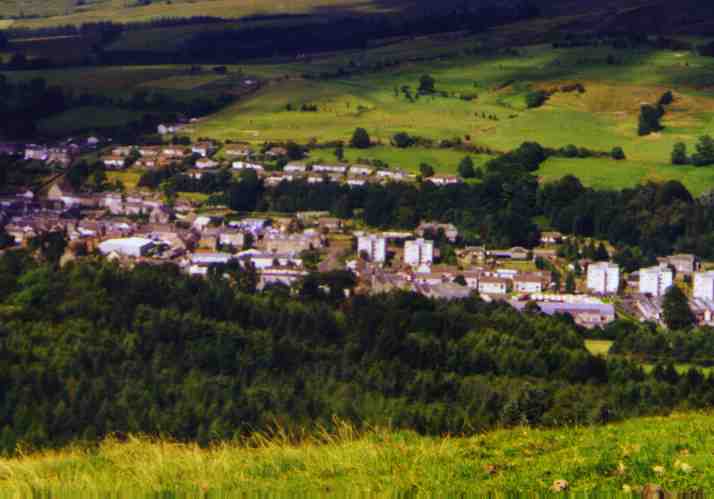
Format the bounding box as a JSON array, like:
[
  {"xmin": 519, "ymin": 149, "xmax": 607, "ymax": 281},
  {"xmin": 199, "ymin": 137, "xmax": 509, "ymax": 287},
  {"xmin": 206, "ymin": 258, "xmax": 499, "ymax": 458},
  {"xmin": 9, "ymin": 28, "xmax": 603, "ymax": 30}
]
[
  {"xmin": 694, "ymin": 271, "xmax": 714, "ymax": 301},
  {"xmin": 357, "ymin": 235, "xmax": 387, "ymax": 263},
  {"xmin": 639, "ymin": 264, "xmax": 674, "ymax": 297},
  {"xmin": 404, "ymin": 238, "xmax": 434, "ymax": 267},
  {"xmin": 586, "ymin": 262, "xmax": 620, "ymax": 295}
]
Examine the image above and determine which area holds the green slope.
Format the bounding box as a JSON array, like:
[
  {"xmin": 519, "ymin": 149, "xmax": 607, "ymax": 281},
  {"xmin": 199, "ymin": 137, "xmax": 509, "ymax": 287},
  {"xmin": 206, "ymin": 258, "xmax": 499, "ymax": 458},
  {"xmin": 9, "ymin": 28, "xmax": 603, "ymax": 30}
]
[{"xmin": 1, "ymin": 413, "xmax": 711, "ymax": 497}]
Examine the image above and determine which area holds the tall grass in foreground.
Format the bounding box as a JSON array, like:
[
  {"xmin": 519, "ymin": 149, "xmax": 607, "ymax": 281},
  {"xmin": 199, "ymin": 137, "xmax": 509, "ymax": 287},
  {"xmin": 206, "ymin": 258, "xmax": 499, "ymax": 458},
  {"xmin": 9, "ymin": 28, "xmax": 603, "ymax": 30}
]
[{"xmin": 0, "ymin": 414, "xmax": 712, "ymax": 497}]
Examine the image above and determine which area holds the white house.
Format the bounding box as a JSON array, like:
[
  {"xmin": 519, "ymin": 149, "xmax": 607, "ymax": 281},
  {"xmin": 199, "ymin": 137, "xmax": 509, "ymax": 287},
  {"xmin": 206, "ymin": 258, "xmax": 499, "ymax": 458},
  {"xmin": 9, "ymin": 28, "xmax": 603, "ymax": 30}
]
[
  {"xmin": 478, "ymin": 276, "xmax": 509, "ymax": 295},
  {"xmin": 349, "ymin": 165, "xmax": 374, "ymax": 176},
  {"xmin": 312, "ymin": 164, "xmax": 347, "ymax": 174},
  {"xmin": 639, "ymin": 264, "xmax": 674, "ymax": 297},
  {"xmin": 232, "ymin": 161, "xmax": 264, "ymax": 172},
  {"xmin": 694, "ymin": 271, "xmax": 714, "ymax": 301},
  {"xmin": 196, "ymin": 158, "xmax": 219, "ymax": 169},
  {"xmin": 376, "ymin": 169, "xmax": 408, "ymax": 181},
  {"xmin": 513, "ymin": 275, "xmax": 544, "ymax": 293},
  {"xmin": 102, "ymin": 156, "xmax": 125, "ymax": 169},
  {"xmin": 587, "ymin": 262, "xmax": 620, "ymax": 295},
  {"xmin": 426, "ymin": 175, "xmax": 462, "ymax": 186},
  {"xmin": 218, "ymin": 229, "xmax": 245, "ymax": 249},
  {"xmin": 346, "ymin": 178, "xmax": 367, "ymax": 188},
  {"xmin": 98, "ymin": 237, "xmax": 154, "ymax": 257},
  {"xmin": 357, "ymin": 235, "xmax": 387, "ymax": 263},
  {"xmin": 191, "ymin": 142, "xmax": 216, "ymax": 157},
  {"xmin": 284, "ymin": 162, "xmax": 307, "ymax": 173},
  {"xmin": 404, "ymin": 238, "xmax": 434, "ymax": 267}
]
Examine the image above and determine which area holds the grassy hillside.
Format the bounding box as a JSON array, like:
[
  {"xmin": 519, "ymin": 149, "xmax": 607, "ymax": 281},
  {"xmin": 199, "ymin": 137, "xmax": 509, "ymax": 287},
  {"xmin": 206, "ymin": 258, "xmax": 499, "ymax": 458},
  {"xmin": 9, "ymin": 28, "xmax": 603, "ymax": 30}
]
[
  {"xmin": 187, "ymin": 42, "xmax": 714, "ymax": 193},
  {"xmin": 1, "ymin": 413, "xmax": 712, "ymax": 497}
]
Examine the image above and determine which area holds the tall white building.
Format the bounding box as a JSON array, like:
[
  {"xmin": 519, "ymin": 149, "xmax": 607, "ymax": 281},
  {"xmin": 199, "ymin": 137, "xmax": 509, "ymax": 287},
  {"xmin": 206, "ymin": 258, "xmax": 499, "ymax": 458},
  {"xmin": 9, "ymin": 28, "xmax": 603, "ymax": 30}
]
[
  {"xmin": 404, "ymin": 238, "xmax": 434, "ymax": 267},
  {"xmin": 586, "ymin": 262, "xmax": 620, "ymax": 295},
  {"xmin": 639, "ymin": 264, "xmax": 674, "ymax": 297},
  {"xmin": 694, "ymin": 271, "xmax": 714, "ymax": 301},
  {"xmin": 357, "ymin": 235, "xmax": 387, "ymax": 263}
]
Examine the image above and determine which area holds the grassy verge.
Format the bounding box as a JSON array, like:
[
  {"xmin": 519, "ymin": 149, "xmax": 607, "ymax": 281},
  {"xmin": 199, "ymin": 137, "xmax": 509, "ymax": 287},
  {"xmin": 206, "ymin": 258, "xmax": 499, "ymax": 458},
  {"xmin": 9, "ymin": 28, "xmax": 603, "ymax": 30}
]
[{"xmin": 1, "ymin": 413, "xmax": 713, "ymax": 497}]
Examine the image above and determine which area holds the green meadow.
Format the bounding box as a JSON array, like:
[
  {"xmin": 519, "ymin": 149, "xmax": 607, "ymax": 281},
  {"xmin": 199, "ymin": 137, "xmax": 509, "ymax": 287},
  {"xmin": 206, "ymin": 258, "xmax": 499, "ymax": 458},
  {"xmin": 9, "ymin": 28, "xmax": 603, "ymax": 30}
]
[
  {"xmin": 1, "ymin": 413, "xmax": 713, "ymax": 497},
  {"xmin": 188, "ymin": 41, "xmax": 714, "ymax": 192}
]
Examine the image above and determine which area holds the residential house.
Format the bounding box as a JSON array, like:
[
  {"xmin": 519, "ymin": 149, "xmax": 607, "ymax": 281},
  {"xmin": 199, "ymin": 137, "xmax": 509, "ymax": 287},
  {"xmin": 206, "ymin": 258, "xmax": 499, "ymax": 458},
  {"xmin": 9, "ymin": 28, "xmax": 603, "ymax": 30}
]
[
  {"xmin": 139, "ymin": 146, "xmax": 161, "ymax": 157},
  {"xmin": 162, "ymin": 146, "xmax": 189, "ymax": 159},
  {"xmin": 196, "ymin": 158, "xmax": 219, "ymax": 169},
  {"xmin": 191, "ymin": 142, "xmax": 216, "ymax": 157},
  {"xmin": 346, "ymin": 177, "xmax": 367, "ymax": 188},
  {"xmin": 376, "ymin": 169, "xmax": 409, "ymax": 182},
  {"xmin": 513, "ymin": 273, "xmax": 546, "ymax": 293},
  {"xmin": 639, "ymin": 263, "xmax": 674, "ymax": 297},
  {"xmin": 587, "ymin": 262, "xmax": 620, "ymax": 295},
  {"xmin": 425, "ymin": 174, "xmax": 462, "ymax": 186},
  {"xmin": 349, "ymin": 165, "xmax": 374, "ymax": 176},
  {"xmin": 264, "ymin": 173, "xmax": 292, "ymax": 187},
  {"xmin": 312, "ymin": 164, "xmax": 347, "ymax": 175},
  {"xmin": 232, "ymin": 161, "xmax": 264, "ymax": 172},
  {"xmin": 218, "ymin": 229, "xmax": 245, "ymax": 249},
  {"xmin": 307, "ymin": 175, "xmax": 325, "ymax": 184},
  {"xmin": 478, "ymin": 276, "xmax": 510, "ymax": 295},
  {"xmin": 136, "ymin": 158, "xmax": 158, "ymax": 169},
  {"xmin": 284, "ymin": 162, "xmax": 308, "ymax": 173},
  {"xmin": 102, "ymin": 155, "xmax": 125, "ymax": 169}
]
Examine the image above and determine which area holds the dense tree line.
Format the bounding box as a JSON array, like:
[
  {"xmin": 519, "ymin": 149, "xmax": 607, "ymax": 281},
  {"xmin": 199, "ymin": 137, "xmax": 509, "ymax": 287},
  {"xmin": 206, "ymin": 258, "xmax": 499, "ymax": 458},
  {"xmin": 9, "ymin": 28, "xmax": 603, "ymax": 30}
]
[
  {"xmin": 2, "ymin": 252, "xmax": 714, "ymax": 452},
  {"xmin": 611, "ymin": 322, "xmax": 714, "ymax": 366}
]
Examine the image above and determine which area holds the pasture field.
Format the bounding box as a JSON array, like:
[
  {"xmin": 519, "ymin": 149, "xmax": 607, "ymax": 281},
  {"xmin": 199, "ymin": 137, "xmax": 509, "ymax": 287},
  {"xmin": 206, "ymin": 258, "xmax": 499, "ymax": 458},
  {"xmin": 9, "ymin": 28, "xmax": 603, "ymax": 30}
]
[
  {"xmin": 1, "ymin": 413, "xmax": 714, "ymax": 497},
  {"xmin": 191, "ymin": 42, "xmax": 714, "ymax": 191}
]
